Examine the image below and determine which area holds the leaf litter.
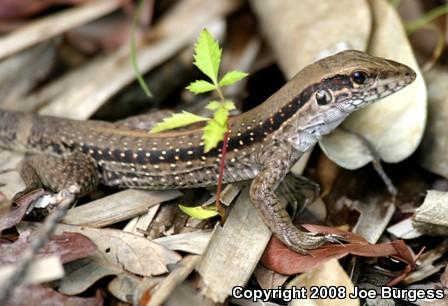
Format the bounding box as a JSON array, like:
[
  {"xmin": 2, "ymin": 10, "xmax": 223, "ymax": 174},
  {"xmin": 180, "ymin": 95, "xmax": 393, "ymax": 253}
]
[{"xmin": 0, "ymin": 0, "xmax": 447, "ymax": 305}]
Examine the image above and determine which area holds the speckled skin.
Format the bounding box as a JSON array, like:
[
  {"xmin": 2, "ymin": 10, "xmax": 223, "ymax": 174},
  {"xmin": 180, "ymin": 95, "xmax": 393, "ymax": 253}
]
[{"xmin": 0, "ymin": 50, "xmax": 416, "ymax": 253}]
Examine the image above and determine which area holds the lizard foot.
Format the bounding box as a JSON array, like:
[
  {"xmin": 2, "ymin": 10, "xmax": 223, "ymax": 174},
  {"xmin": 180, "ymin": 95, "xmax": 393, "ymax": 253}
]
[{"xmin": 279, "ymin": 227, "xmax": 349, "ymax": 255}]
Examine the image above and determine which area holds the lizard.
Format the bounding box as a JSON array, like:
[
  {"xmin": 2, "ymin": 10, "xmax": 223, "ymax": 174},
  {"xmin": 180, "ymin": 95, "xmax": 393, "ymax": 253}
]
[{"xmin": 0, "ymin": 50, "xmax": 416, "ymax": 254}]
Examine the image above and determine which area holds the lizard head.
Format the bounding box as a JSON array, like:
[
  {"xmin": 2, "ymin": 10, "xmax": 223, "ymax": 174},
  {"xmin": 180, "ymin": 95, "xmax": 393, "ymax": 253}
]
[{"xmin": 296, "ymin": 50, "xmax": 416, "ymax": 138}]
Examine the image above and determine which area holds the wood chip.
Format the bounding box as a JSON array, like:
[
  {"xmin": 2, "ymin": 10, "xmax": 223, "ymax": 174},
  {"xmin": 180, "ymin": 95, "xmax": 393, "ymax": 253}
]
[
  {"xmin": 154, "ymin": 230, "xmax": 212, "ymax": 255},
  {"xmin": 387, "ymin": 217, "xmax": 423, "ymax": 239},
  {"xmin": 62, "ymin": 189, "xmax": 181, "ymax": 227},
  {"xmin": 197, "ymin": 187, "xmax": 271, "ymax": 303},
  {"xmin": 123, "ymin": 204, "xmax": 160, "ymax": 236}
]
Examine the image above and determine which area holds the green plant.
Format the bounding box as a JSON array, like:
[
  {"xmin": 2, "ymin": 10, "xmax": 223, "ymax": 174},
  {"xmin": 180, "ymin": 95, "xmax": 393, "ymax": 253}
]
[
  {"xmin": 130, "ymin": 0, "xmax": 152, "ymax": 97},
  {"xmin": 151, "ymin": 29, "xmax": 248, "ymax": 219},
  {"xmin": 151, "ymin": 29, "xmax": 247, "ymax": 152}
]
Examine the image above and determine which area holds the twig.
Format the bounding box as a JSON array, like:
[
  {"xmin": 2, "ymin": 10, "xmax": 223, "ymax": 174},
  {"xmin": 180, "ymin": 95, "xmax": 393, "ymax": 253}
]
[
  {"xmin": 0, "ymin": 185, "xmax": 80, "ymax": 304},
  {"xmin": 340, "ymin": 127, "xmax": 397, "ymax": 197},
  {"xmin": 0, "ymin": 0, "xmax": 122, "ymax": 60}
]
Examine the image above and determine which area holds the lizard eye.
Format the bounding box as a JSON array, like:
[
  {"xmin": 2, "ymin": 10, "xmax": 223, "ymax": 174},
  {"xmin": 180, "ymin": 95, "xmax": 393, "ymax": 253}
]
[
  {"xmin": 351, "ymin": 71, "xmax": 367, "ymax": 85},
  {"xmin": 315, "ymin": 89, "xmax": 331, "ymax": 105}
]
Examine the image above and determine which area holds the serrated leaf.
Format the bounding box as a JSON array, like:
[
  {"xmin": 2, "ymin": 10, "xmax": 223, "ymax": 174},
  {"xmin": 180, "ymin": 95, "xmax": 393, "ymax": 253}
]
[
  {"xmin": 218, "ymin": 70, "xmax": 248, "ymax": 87},
  {"xmin": 179, "ymin": 204, "xmax": 219, "ymax": 219},
  {"xmin": 186, "ymin": 80, "xmax": 216, "ymax": 94},
  {"xmin": 206, "ymin": 101, "xmax": 221, "ymax": 111},
  {"xmin": 150, "ymin": 111, "xmax": 209, "ymax": 133},
  {"xmin": 214, "ymin": 106, "xmax": 229, "ymax": 126},
  {"xmin": 223, "ymin": 100, "xmax": 236, "ymax": 110},
  {"xmin": 203, "ymin": 119, "xmax": 227, "ymax": 152},
  {"xmin": 193, "ymin": 29, "xmax": 221, "ymax": 84}
]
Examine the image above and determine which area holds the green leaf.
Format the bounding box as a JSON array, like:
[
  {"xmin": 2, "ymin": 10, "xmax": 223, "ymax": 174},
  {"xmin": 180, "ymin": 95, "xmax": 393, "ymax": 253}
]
[
  {"xmin": 214, "ymin": 105, "xmax": 229, "ymax": 126},
  {"xmin": 150, "ymin": 111, "xmax": 209, "ymax": 133},
  {"xmin": 218, "ymin": 70, "xmax": 248, "ymax": 87},
  {"xmin": 223, "ymin": 100, "xmax": 236, "ymax": 110},
  {"xmin": 179, "ymin": 204, "xmax": 219, "ymax": 219},
  {"xmin": 203, "ymin": 119, "xmax": 227, "ymax": 152},
  {"xmin": 193, "ymin": 29, "xmax": 222, "ymax": 84},
  {"xmin": 186, "ymin": 80, "xmax": 216, "ymax": 94},
  {"xmin": 206, "ymin": 101, "xmax": 221, "ymax": 111}
]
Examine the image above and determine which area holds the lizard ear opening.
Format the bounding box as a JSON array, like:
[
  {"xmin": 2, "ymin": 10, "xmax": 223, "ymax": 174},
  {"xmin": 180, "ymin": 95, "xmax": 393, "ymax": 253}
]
[{"xmin": 315, "ymin": 89, "xmax": 331, "ymax": 106}]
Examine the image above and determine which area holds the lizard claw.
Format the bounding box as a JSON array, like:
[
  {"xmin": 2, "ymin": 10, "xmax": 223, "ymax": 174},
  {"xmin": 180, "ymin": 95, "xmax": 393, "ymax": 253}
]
[
  {"xmin": 278, "ymin": 229, "xmax": 351, "ymax": 255},
  {"xmin": 322, "ymin": 232, "xmax": 350, "ymax": 245}
]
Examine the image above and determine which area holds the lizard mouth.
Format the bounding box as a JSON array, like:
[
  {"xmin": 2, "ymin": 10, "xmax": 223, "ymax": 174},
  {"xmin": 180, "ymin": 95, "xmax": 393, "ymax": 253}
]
[{"xmin": 341, "ymin": 66, "xmax": 416, "ymax": 112}]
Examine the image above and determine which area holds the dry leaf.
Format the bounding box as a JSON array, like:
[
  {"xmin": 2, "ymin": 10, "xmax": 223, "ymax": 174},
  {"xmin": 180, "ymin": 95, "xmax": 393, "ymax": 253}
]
[
  {"xmin": 320, "ymin": 0, "xmax": 427, "ymax": 169},
  {"xmin": 351, "ymin": 195, "xmax": 395, "ymax": 244},
  {"xmin": 0, "ymin": 230, "xmax": 96, "ymax": 264},
  {"xmin": 261, "ymin": 224, "xmax": 414, "ymax": 275},
  {"xmin": 0, "ymin": 189, "xmax": 45, "ymax": 232},
  {"xmin": 413, "ymin": 190, "xmax": 448, "ymax": 236},
  {"xmin": 420, "ymin": 65, "xmax": 448, "ymax": 179},
  {"xmin": 0, "ymin": 0, "xmax": 93, "ymax": 19},
  {"xmin": 8, "ymin": 284, "xmax": 102, "ymax": 306},
  {"xmin": 19, "ymin": 222, "xmax": 181, "ymax": 276},
  {"xmin": 0, "ymin": 42, "xmax": 56, "ymax": 107},
  {"xmin": 108, "ymin": 273, "xmax": 142, "ymax": 303},
  {"xmin": 250, "ymin": 0, "xmax": 371, "ymax": 78},
  {"xmin": 0, "ymin": 256, "xmax": 64, "ymax": 285},
  {"xmin": 288, "ymin": 259, "xmax": 359, "ymax": 306},
  {"xmin": 59, "ymin": 256, "xmax": 122, "ymax": 295}
]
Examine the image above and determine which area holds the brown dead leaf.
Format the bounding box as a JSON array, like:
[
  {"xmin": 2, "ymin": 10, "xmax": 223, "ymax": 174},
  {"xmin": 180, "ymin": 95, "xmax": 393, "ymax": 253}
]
[
  {"xmin": 19, "ymin": 222, "xmax": 181, "ymax": 276},
  {"xmin": 0, "ymin": 189, "xmax": 45, "ymax": 232},
  {"xmin": 8, "ymin": 284, "xmax": 102, "ymax": 306},
  {"xmin": 261, "ymin": 224, "xmax": 414, "ymax": 275},
  {"xmin": 0, "ymin": 230, "xmax": 96, "ymax": 265},
  {"xmin": 0, "ymin": 0, "xmax": 93, "ymax": 20}
]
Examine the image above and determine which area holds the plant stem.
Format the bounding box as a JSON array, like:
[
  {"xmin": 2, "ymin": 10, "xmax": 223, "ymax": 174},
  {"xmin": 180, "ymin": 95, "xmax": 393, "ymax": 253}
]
[
  {"xmin": 215, "ymin": 85, "xmax": 225, "ymax": 102},
  {"xmin": 405, "ymin": 3, "xmax": 448, "ymax": 34},
  {"xmin": 130, "ymin": 0, "xmax": 152, "ymax": 97}
]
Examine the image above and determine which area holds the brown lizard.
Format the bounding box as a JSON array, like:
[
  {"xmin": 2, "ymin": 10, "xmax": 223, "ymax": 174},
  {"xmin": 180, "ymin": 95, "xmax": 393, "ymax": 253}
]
[{"xmin": 0, "ymin": 50, "xmax": 416, "ymax": 254}]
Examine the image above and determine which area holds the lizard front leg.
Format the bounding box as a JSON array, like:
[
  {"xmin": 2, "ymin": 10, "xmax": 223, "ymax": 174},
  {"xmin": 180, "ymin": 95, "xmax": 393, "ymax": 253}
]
[{"xmin": 249, "ymin": 141, "xmax": 332, "ymax": 254}]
